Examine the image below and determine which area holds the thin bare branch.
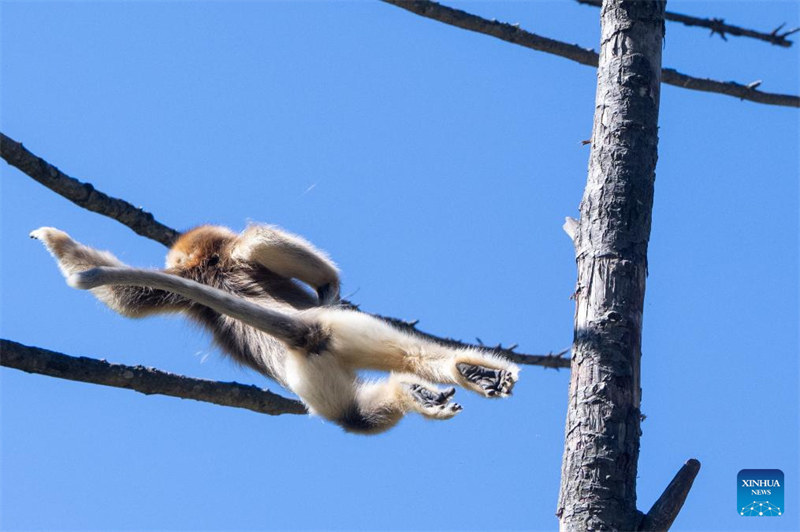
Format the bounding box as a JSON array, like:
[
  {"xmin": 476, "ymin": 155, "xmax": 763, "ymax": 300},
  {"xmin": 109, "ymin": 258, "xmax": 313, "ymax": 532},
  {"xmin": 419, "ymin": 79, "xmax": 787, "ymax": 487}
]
[
  {"xmin": 577, "ymin": 0, "xmax": 797, "ymax": 47},
  {"xmin": 379, "ymin": 0, "xmax": 800, "ymax": 108},
  {"xmin": 355, "ymin": 305, "xmax": 571, "ymax": 369},
  {"xmin": 2, "ymin": 132, "xmax": 570, "ymax": 369},
  {"xmin": 639, "ymin": 459, "xmax": 702, "ymax": 531},
  {"xmin": 382, "ymin": 0, "xmax": 599, "ymax": 65},
  {"xmin": 0, "ymin": 339, "xmax": 307, "ymax": 415},
  {"xmin": 0, "ymin": 133, "xmax": 180, "ymax": 247},
  {"xmin": 658, "ymin": 69, "xmax": 798, "ymax": 106}
]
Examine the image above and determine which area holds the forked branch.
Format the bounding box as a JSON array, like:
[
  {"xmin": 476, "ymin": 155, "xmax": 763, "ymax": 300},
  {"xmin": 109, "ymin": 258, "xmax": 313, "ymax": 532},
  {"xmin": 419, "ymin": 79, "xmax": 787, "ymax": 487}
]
[{"xmin": 639, "ymin": 459, "xmax": 702, "ymax": 531}]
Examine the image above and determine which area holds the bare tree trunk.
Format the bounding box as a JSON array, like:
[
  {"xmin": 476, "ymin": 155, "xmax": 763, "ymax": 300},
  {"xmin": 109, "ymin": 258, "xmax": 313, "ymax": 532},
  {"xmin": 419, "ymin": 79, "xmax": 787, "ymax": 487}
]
[{"xmin": 557, "ymin": 1, "xmax": 666, "ymax": 530}]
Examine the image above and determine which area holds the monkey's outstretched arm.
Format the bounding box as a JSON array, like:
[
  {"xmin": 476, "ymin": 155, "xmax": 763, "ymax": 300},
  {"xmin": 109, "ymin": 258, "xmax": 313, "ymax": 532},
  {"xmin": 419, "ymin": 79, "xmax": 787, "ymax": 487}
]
[
  {"xmin": 69, "ymin": 266, "xmax": 322, "ymax": 352},
  {"xmin": 31, "ymin": 227, "xmax": 188, "ymax": 317},
  {"xmin": 231, "ymin": 225, "xmax": 340, "ymax": 305}
]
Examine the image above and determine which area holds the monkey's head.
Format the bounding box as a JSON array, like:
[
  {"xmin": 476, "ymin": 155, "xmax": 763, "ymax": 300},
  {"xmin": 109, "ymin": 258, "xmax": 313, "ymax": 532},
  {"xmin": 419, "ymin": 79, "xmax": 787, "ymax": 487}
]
[{"xmin": 166, "ymin": 225, "xmax": 237, "ymax": 270}]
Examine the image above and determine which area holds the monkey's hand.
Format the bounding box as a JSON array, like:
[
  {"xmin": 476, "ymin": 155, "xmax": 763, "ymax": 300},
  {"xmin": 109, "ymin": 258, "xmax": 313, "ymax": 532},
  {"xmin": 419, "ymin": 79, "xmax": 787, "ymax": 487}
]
[
  {"xmin": 31, "ymin": 226, "xmax": 124, "ymax": 280},
  {"xmin": 30, "ymin": 227, "xmax": 77, "ymax": 259},
  {"xmin": 31, "ymin": 228, "xmax": 190, "ymax": 318}
]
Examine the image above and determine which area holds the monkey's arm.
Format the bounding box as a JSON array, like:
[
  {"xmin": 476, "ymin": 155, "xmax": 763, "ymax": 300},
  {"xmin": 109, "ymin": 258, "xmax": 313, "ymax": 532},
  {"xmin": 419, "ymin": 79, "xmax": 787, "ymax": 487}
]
[
  {"xmin": 231, "ymin": 225, "xmax": 340, "ymax": 305},
  {"xmin": 31, "ymin": 227, "xmax": 188, "ymax": 317},
  {"xmin": 68, "ymin": 266, "xmax": 319, "ymax": 351}
]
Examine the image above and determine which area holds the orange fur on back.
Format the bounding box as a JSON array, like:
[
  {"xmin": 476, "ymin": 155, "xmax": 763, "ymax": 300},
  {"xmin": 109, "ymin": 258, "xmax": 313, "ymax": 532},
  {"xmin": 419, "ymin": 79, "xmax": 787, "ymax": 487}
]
[{"xmin": 166, "ymin": 225, "xmax": 236, "ymax": 269}]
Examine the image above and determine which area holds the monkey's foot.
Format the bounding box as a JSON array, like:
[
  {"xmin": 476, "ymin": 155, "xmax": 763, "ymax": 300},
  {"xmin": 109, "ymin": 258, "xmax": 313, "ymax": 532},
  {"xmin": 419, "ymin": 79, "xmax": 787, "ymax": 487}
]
[
  {"xmin": 405, "ymin": 383, "xmax": 462, "ymax": 420},
  {"xmin": 456, "ymin": 363, "xmax": 517, "ymax": 398}
]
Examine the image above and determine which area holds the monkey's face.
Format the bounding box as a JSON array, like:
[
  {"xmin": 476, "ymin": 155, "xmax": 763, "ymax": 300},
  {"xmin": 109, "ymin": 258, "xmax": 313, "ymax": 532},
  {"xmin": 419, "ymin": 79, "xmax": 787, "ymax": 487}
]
[{"xmin": 166, "ymin": 225, "xmax": 236, "ymax": 270}]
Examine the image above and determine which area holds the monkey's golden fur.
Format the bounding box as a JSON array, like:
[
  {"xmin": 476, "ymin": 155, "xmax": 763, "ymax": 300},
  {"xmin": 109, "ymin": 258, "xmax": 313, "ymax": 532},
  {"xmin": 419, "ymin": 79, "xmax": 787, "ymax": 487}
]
[{"xmin": 32, "ymin": 224, "xmax": 519, "ymax": 434}]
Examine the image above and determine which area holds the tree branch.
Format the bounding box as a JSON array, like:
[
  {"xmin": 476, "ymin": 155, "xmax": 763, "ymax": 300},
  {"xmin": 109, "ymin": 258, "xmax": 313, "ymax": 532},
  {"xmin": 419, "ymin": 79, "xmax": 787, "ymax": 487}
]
[
  {"xmin": 639, "ymin": 459, "xmax": 702, "ymax": 531},
  {"xmin": 382, "ymin": 0, "xmax": 599, "ymax": 66},
  {"xmin": 359, "ymin": 305, "xmax": 571, "ymax": 369},
  {"xmin": 379, "ymin": 0, "xmax": 800, "ymax": 108},
  {"xmin": 1, "ymin": 131, "xmax": 570, "ymax": 370},
  {"xmin": 0, "ymin": 339, "xmax": 307, "ymax": 415},
  {"xmin": 577, "ymin": 0, "xmax": 797, "ymax": 47},
  {"xmin": 0, "ymin": 133, "xmax": 180, "ymax": 247}
]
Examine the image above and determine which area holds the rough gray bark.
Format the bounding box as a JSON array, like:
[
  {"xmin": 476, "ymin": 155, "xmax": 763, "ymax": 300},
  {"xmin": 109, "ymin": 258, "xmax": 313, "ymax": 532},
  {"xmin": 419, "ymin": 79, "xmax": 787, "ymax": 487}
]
[
  {"xmin": 0, "ymin": 339, "xmax": 307, "ymax": 415},
  {"xmin": 557, "ymin": 1, "xmax": 665, "ymax": 530},
  {"xmin": 380, "ymin": 0, "xmax": 800, "ymax": 108}
]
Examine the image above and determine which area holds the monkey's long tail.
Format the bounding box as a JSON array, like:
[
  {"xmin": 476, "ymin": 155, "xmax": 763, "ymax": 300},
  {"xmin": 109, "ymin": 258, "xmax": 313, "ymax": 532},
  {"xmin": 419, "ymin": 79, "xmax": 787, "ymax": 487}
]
[{"xmin": 69, "ymin": 267, "xmax": 311, "ymax": 345}]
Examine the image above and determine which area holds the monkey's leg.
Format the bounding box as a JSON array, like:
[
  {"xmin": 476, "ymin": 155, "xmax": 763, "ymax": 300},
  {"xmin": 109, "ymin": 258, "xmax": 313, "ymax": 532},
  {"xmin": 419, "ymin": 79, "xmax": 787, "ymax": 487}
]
[
  {"xmin": 231, "ymin": 225, "xmax": 340, "ymax": 305},
  {"xmin": 404, "ymin": 348, "xmax": 519, "ymax": 398},
  {"xmin": 344, "ymin": 378, "xmax": 463, "ymax": 433},
  {"xmin": 356, "ymin": 373, "xmax": 464, "ymax": 423},
  {"xmin": 316, "ymin": 309, "xmax": 520, "ymax": 398},
  {"xmin": 31, "ymin": 227, "xmax": 188, "ymax": 317},
  {"xmin": 283, "ymin": 352, "xmax": 461, "ymax": 434}
]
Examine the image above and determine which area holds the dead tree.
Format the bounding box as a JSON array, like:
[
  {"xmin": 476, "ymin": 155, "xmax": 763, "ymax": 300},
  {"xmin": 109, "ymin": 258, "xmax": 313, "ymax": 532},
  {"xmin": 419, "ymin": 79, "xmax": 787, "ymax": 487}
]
[
  {"xmin": 558, "ymin": 1, "xmax": 697, "ymax": 530},
  {"xmin": 4, "ymin": 0, "xmax": 796, "ymax": 528}
]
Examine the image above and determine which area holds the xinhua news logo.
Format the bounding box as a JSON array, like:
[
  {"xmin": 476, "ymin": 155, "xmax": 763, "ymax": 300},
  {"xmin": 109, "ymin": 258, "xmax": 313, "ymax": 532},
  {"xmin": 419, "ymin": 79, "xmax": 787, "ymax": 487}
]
[{"xmin": 738, "ymin": 469, "xmax": 784, "ymax": 517}]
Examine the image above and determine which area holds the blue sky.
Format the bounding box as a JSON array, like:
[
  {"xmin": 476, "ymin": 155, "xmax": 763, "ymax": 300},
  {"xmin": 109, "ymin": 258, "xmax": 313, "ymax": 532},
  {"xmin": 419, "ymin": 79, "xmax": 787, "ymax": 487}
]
[{"xmin": 1, "ymin": 1, "xmax": 797, "ymax": 531}]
